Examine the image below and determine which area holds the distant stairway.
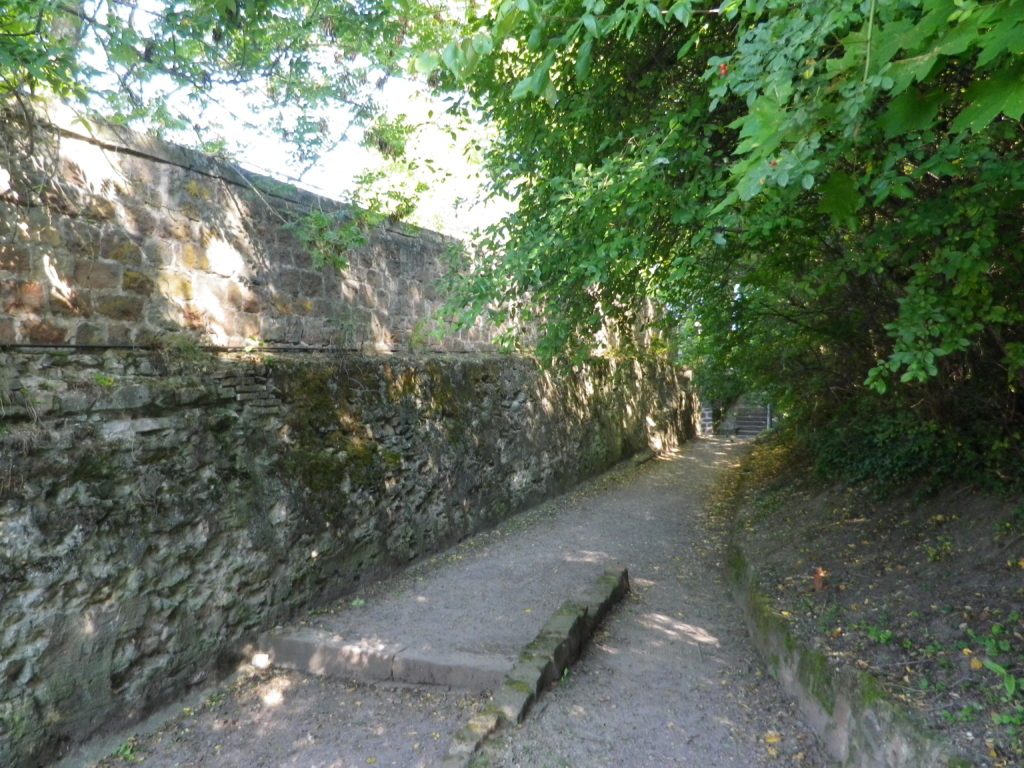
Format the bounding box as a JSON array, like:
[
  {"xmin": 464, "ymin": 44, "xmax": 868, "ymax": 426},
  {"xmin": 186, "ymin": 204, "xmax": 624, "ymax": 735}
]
[{"xmin": 701, "ymin": 395, "xmax": 774, "ymax": 437}]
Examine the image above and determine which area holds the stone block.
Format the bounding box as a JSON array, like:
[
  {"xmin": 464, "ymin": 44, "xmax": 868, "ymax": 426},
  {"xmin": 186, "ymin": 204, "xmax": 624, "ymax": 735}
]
[
  {"xmin": 223, "ymin": 314, "xmax": 261, "ymax": 341},
  {"xmin": 226, "ymin": 283, "xmax": 260, "ymax": 314},
  {"xmin": 507, "ymin": 654, "xmax": 555, "ymax": 696},
  {"xmin": 0, "ymin": 317, "xmax": 14, "ymax": 343},
  {"xmin": 83, "ymin": 196, "xmax": 118, "ymax": 221},
  {"xmin": 179, "ymin": 241, "xmax": 209, "ymax": 271},
  {"xmin": 272, "ymin": 268, "xmax": 306, "ymax": 297},
  {"xmin": 74, "ymin": 323, "xmax": 107, "ymax": 346},
  {"xmin": 99, "ymin": 233, "xmax": 143, "ymax": 265},
  {"xmin": 23, "ymin": 319, "xmax": 67, "ymax": 344},
  {"xmin": 299, "ymin": 270, "xmax": 326, "ymax": 296},
  {"xmin": 49, "ymin": 289, "xmax": 91, "ymax": 318},
  {"xmin": 391, "ymin": 649, "xmax": 512, "ymax": 691},
  {"xmin": 37, "ymin": 225, "xmax": 63, "ymax": 247},
  {"xmin": 108, "ymin": 323, "xmax": 133, "ymax": 344},
  {"xmin": 122, "ymin": 270, "xmax": 155, "ymax": 296},
  {"xmin": 157, "ymin": 269, "xmax": 193, "ymax": 302},
  {"xmin": 73, "ymin": 261, "xmax": 123, "ymax": 290},
  {"xmin": 0, "ymin": 242, "xmax": 31, "ymax": 273},
  {"xmin": 2, "ymin": 280, "xmax": 46, "ymax": 312},
  {"xmin": 259, "ymin": 627, "xmax": 400, "ymax": 682},
  {"xmin": 95, "ymin": 295, "xmax": 144, "ymax": 321},
  {"xmin": 121, "ymin": 203, "xmax": 157, "ymax": 238},
  {"xmin": 582, "ymin": 566, "xmax": 630, "ymax": 627},
  {"xmin": 143, "ymin": 238, "xmax": 177, "ymax": 267},
  {"xmin": 489, "ymin": 683, "xmax": 534, "ymax": 724},
  {"xmin": 57, "ymin": 390, "xmax": 96, "ymax": 413}
]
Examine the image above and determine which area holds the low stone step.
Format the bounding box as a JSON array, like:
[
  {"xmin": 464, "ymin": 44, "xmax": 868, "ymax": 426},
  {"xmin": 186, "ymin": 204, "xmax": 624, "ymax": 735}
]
[{"xmin": 257, "ymin": 626, "xmax": 513, "ymax": 692}]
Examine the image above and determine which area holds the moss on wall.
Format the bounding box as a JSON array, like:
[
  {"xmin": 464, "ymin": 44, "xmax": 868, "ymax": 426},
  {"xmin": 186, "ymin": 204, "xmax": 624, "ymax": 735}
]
[{"xmin": 1, "ymin": 349, "xmax": 691, "ymax": 768}]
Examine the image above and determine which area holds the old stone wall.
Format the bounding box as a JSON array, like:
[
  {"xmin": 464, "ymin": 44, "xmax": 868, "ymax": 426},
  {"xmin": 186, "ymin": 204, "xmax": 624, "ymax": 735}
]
[
  {"xmin": 0, "ymin": 101, "xmax": 489, "ymax": 352},
  {"xmin": 0, "ymin": 101, "xmax": 697, "ymax": 767},
  {"xmin": 0, "ymin": 348, "xmax": 694, "ymax": 768}
]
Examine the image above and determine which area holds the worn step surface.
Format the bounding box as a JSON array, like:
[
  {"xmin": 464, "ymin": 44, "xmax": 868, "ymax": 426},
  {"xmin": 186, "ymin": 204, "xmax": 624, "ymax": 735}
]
[{"xmin": 260, "ymin": 626, "xmax": 515, "ymax": 692}]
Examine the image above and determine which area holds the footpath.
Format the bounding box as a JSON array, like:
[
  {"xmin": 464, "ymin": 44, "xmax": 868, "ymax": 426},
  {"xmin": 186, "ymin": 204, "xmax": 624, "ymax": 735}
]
[{"xmin": 75, "ymin": 437, "xmax": 831, "ymax": 768}]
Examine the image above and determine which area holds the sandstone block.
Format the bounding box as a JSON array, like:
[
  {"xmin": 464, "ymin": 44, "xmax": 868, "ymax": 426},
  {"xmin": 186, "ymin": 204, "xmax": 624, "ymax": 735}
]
[
  {"xmin": 100, "ymin": 234, "xmax": 142, "ymax": 265},
  {"xmin": 2, "ymin": 280, "xmax": 46, "ymax": 312},
  {"xmin": 50, "ymin": 289, "xmax": 91, "ymax": 318},
  {"xmin": 23, "ymin": 319, "xmax": 67, "ymax": 344},
  {"xmin": 122, "ymin": 270, "xmax": 154, "ymax": 296},
  {"xmin": 73, "ymin": 261, "xmax": 122, "ymax": 290},
  {"xmin": 143, "ymin": 238, "xmax": 177, "ymax": 267},
  {"xmin": 157, "ymin": 269, "xmax": 193, "ymax": 302},
  {"xmin": 179, "ymin": 242, "xmax": 208, "ymax": 271},
  {"xmin": 0, "ymin": 242, "xmax": 31, "ymax": 273},
  {"xmin": 391, "ymin": 649, "xmax": 512, "ymax": 691},
  {"xmin": 74, "ymin": 323, "xmax": 107, "ymax": 346}
]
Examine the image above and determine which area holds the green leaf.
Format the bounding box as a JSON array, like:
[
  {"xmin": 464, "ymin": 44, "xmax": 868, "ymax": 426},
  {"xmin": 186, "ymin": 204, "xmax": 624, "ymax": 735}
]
[
  {"xmin": 951, "ymin": 63, "xmax": 1024, "ymax": 132},
  {"xmin": 669, "ymin": 1, "xmax": 692, "ymax": 25},
  {"xmin": 887, "ymin": 53, "xmax": 940, "ymax": 95},
  {"xmin": 817, "ymin": 172, "xmax": 863, "ymax": 224},
  {"xmin": 442, "ymin": 40, "xmax": 461, "ymax": 74},
  {"xmin": 879, "ymin": 89, "xmax": 946, "ymax": 138},
  {"xmin": 414, "ymin": 51, "xmax": 440, "ymax": 73},
  {"xmin": 983, "ymin": 658, "xmax": 1009, "ymax": 676},
  {"xmin": 527, "ymin": 26, "xmax": 544, "ymax": 51},
  {"xmin": 471, "ymin": 32, "xmax": 494, "ymax": 56},
  {"xmin": 582, "ymin": 13, "xmax": 598, "ymax": 37},
  {"xmin": 575, "ymin": 37, "xmax": 594, "ymax": 82}
]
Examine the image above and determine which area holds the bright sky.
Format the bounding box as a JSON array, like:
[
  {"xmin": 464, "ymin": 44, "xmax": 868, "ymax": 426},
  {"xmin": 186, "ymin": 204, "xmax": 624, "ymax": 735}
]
[
  {"xmin": 79, "ymin": 1, "xmax": 512, "ymax": 241},
  {"xmin": 211, "ymin": 75, "xmax": 511, "ymax": 239}
]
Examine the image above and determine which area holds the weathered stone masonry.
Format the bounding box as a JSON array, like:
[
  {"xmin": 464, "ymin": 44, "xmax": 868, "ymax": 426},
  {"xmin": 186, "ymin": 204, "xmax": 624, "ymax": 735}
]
[
  {"xmin": 0, "ymin": 101, "xmax": 488, "ymax": 352},
  {"xmin": 0, "ymin": 104, "xmax": 697, "ymax": 768}
]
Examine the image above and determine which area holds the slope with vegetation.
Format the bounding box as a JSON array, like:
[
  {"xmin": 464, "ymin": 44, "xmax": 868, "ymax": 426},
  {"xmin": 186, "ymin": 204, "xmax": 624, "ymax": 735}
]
[{"xmin": 717, "ymin": 433, "xmax": 1024, "ymax": 766}]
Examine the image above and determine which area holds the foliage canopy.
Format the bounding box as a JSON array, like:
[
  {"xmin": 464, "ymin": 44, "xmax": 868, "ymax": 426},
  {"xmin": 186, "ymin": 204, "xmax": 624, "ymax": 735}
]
[
  {"xmin": 0, "ymin": 1, "xmax": 453, "ymax": 164},
  {"xmin": 4, "ymin": 0, "xmax": 1024, "ymax": 487},
  {"xmin": 436, "ymin": 0, "xmax": 1024, "ymax": 487}
]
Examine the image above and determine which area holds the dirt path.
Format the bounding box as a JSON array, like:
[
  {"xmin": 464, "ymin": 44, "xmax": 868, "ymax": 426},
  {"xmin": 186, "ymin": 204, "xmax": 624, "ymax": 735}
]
[
  {"xmin": 85, "ymin": 438, "xmax": 830, "ymax": 768},
  {"xmin": 474, "ymin": 439, "xmax": 828, "ymax": 767}
]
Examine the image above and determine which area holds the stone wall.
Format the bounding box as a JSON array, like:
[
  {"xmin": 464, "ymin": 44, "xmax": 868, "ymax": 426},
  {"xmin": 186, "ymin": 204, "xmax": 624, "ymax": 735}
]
[
  {"xmin": 0, "ymin": 100, "xmax": 697, "ymax": 767},
  {"xmin": 0, "ymin": 101, "xmax": 490, "ymax": 352},
  {"xmin": 0, "ymin": 347, "xmax": 694, "ymax": 768}
]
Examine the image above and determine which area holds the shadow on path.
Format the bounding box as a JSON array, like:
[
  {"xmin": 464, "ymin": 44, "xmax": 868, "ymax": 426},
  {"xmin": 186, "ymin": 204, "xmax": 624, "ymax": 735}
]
[{"xmin": 81, "ymin": 438, "xmax": 831, "ymax": 768}]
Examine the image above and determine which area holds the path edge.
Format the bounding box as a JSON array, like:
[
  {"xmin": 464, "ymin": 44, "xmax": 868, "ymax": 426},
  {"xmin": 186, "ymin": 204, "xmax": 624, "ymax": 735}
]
[
  {"xmin": 441, "ymin": 565, "xmax": 630, "ymax": 767},
  {"xmin": 726, "ymin": 543, "xmax": 972, "ymax": 768}
]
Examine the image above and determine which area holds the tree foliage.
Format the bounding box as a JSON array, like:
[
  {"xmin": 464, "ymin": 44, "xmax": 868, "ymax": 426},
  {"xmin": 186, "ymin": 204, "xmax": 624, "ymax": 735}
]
[
  {"xmin": 436, "ymin": 0, "xmax": 1024, "ymax": 486},
  {"xmin": 0, "ymin": 0, "xmax": 453, "ymax": 163},
  {"xmin": 4, "ymin": 0, "xmax": 1024, "ymax": 486}
]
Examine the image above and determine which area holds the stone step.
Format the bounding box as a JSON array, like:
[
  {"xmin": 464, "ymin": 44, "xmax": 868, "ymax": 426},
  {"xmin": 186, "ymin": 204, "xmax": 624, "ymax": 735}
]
[{"xmin": 257, "ymin": 626, "xmax": 514, "ymax": 692}]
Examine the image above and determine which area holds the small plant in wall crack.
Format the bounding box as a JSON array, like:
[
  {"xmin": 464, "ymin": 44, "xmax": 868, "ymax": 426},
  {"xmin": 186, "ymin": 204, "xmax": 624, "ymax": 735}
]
[
  {"xmin": 290, "ymin": 206, "xmax": 380, "ymax": 272},
  {"xmin": 110, "ymin": 737, "xmax": 143, "ymax": 763},
  {"xmin": 92, "ymin": 372, "xmax": 117, "ymax": 387}
]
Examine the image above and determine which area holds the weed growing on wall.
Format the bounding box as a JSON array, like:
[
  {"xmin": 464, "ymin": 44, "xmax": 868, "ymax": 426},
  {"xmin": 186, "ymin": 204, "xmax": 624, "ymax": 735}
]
[{"xmin": 289, "ymin": 207, "xmax": 378, "ymax": 272}]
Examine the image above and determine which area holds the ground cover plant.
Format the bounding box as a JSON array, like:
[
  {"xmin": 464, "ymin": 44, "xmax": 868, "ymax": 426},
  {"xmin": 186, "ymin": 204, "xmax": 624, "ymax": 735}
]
[{"xmin": 717, "ymin": 433, "xmax": 1024, "ymax": 766}]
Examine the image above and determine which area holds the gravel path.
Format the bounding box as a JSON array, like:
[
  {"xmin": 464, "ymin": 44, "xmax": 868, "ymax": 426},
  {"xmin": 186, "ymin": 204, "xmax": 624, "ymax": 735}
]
[{"xmin": 85, "ymin": 437, "xmax": 830, "ymax": 768}]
